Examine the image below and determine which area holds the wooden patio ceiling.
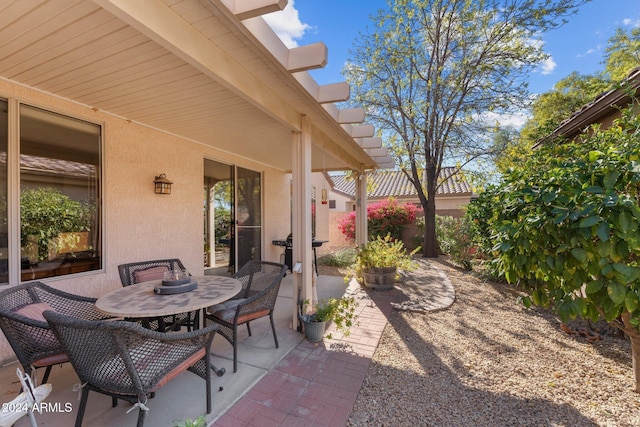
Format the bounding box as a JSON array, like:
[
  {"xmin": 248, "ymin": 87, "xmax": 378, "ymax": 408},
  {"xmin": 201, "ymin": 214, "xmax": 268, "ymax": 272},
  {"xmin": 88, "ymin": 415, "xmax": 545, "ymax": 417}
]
[{"xmin": 0, "ymin": 0, "xmax": 393, "ymax": 172}]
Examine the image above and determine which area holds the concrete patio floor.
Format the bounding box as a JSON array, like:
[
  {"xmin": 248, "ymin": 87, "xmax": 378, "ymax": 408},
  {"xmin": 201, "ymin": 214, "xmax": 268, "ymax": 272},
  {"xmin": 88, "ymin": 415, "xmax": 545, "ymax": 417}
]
[{"xmin": 0, "ymin": 273, "xmax": 363, "ymax": 427}]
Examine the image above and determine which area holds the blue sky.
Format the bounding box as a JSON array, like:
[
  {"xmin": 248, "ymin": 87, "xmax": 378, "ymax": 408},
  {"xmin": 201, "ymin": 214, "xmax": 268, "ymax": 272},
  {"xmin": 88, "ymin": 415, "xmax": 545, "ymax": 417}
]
[{"xmin": 265, "ymin": 0, "xmax": 640, "ymax": 97}]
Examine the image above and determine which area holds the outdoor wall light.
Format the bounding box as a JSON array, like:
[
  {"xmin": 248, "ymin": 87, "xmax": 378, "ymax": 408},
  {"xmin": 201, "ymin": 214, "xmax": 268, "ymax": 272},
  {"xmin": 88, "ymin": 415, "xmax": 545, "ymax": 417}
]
[{"xmin": 154, "ymin": 173, "xmax": 173, "ymax": 195}]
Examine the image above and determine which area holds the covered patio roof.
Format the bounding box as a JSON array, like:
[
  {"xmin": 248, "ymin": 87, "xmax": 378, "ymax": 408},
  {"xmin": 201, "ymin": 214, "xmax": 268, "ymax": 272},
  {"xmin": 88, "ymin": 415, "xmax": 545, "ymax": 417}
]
[{"xmin": 0, "ymin": 0, "xmax": 393, "ymax": 171}]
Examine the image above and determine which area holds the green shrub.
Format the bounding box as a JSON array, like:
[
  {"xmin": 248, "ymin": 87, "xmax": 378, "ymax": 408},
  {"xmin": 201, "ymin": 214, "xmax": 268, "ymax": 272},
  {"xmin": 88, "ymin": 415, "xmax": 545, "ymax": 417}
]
[
  {"xmin": 317, "ymin": 248, "xmax": 356, "ymax": 267},
  {"xmin": 435, "ymin": 215, "xmax": 474, "ymax": 271}
]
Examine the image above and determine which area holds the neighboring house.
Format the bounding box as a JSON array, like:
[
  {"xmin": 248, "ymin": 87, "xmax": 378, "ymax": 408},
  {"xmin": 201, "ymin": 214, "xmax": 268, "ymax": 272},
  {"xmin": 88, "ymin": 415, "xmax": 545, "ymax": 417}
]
[
  {"xmin": 330, "ymin": 168, "xmax": 473, "ymax": 214},
  {"xmin": 536, "ymin": 67, "xmax": 640, "ymax": 146},
  {"xmin": 0, "ymin": 0, "xmax": 390, "ymax": 361},
  {"xmin": 324, "ymin": 168, "xmax": 473, "ymax": 252}
]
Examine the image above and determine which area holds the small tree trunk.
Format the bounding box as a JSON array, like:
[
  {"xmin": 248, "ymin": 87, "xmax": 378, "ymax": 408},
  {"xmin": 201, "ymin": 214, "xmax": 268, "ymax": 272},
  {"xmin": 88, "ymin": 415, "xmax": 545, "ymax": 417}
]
[
  {"xmin": 421, "ymin": 163, "xmax": 439, "ymax": 258},
  {"xmin": 622, "ymin": 313, "xmax": 640, "ymax": 392},
  {"xmin": 423, "ymin": 197, "xmax": 438, "ymax": 258}
]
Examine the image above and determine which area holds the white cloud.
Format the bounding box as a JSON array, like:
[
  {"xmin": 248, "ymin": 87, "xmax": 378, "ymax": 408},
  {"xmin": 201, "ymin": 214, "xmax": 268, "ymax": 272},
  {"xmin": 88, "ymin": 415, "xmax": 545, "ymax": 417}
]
[
  {"xmin": 480, "ymin": 110, "xmax": 531, "ymax": 129},
  {"xmin": 576, "ymin": 44, "xmax": 602, "ymax": 58},
  {"xmin": 539, "ymin": 57, "xmax": 557, "ymax": 75},
  {"xmin": 623, "ymin": 18, "xmax": 640, "ymax": 27},
  {"xmin": 263, "ymin": 0, "xmax": 312, "ymax": 48}
]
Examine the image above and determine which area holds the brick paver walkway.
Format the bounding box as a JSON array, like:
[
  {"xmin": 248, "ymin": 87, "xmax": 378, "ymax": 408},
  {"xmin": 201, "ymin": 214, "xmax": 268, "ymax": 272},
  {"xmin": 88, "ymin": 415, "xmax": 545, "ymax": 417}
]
[{"xmin": 213, "ymin": 284, "xmax": 399, "ymax": 427}]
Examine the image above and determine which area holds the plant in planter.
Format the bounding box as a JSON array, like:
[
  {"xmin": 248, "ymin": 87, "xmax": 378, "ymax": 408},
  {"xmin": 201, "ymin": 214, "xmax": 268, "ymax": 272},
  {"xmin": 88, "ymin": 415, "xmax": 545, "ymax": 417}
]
[
  {"xmin": 172, "ymin": 415, "xmax": 206, "ymax": 427},
  {"xmin": 346, "ymin": 234, "xmax": 419, "ymax": 290},
  {"xmin": 299, "ymin": 296, "xmax": 358, "ymax": 342}
]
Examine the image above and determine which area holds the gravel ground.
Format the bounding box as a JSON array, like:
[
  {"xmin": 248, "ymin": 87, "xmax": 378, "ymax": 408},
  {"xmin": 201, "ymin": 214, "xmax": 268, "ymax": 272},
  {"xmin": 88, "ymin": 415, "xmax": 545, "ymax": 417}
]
[{"xmin": 328, "ymin": 258, "xmax": 640, "ymax": 427}]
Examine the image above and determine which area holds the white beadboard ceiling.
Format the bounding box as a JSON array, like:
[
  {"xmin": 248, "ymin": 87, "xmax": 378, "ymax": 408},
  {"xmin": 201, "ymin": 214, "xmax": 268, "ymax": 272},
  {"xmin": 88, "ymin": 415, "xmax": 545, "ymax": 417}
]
[{"xmin": 0, "ymin": 0, "xmax": 379, "ymax": 172}]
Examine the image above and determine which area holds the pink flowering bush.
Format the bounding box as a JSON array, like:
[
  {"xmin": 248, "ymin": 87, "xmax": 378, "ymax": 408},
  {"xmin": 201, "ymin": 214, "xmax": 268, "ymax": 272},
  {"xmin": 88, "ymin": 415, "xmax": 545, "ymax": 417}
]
[{"xmin": 338, "ymin": 198, "xmax": 418, "ymax": 241}]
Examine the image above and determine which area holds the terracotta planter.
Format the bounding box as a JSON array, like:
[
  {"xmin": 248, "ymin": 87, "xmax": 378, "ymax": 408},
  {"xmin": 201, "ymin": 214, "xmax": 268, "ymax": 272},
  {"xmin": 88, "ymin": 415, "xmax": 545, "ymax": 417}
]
[{"xmin": 363, "ymin": 266, "xmax": 397, "ymax": 290}]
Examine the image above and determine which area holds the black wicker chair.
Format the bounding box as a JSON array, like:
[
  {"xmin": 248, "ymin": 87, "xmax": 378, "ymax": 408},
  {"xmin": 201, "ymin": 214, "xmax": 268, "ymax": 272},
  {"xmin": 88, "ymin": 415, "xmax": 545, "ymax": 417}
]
[
  {"xmin": 0, "ymin": 281, "xmax": 111, "ymax": 384},
  {"xmin": 117, "ymin": 259, "xmax": 199, "ymax": 331},
  {"xmin": 44, "ymin": 311, "xmax": 217, "ymax": 427},
  {"xmin": 203, "ymin": 260, "xmax": 287, "ymax": 372}
]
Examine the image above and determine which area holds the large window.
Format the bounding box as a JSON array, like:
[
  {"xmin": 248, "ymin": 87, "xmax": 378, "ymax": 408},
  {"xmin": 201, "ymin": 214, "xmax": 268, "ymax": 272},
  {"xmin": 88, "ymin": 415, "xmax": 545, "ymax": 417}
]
[{"xmin": 0, "ymin": 102, "xmax": 102, "ymax": 284}]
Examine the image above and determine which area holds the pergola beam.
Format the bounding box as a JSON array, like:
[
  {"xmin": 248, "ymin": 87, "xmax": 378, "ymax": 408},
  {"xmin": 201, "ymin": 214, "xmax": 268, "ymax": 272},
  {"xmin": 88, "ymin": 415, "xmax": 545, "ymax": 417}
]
[
  {"xmin": 317, "ymin": 82, "xmax": 350, "ymax": 103},
  {"xmin": 337, "ymin": 108, "xmax": 365, "ymax": 124},
  {"xmin": 222, "ymin": 0, "xmax": 288, "ymax": 20},
  {"xmin": 287, "ymin": 43, "xmax": 328, "ymax": 72},
  {"xmin": 356, "ymin": 137, "xmax": 382, "ymax": 149}
]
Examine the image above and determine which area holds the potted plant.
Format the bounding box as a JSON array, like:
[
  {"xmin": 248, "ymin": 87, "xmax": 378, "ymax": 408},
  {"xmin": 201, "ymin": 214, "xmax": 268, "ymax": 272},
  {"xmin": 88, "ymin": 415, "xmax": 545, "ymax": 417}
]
[
  {"xmin": 346, "ymin": 234, "xmax": 419, "ymax": 290},
  {"xmin": 299, "ymin": 296, "xmax": 358, "ymax": 342}
]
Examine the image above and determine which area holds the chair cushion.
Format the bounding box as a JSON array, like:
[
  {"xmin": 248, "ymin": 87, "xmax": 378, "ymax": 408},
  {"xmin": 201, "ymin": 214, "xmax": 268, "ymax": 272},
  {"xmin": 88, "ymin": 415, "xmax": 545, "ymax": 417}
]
[
  {"xmin": 13, "ymin": 303, "xmax": 58, "ymax": 347},
  {"xmin": 151, "ymin": 348, "xmax": 206, "ymax": 392},
  {"xmin": 208, "ymin": 298, "xmax": 246, "ymax": 323},
  {"xmin": 209, "ymin": 299, "xmax": 270, "ymax": 324},
  {"xmin": 32, "ymin": 353, "xmax": 69, "ymax": 367},
  {"xmin": 133, "ymin": 266, "xmax": 169, "ymax": 283},
  {"xmin": 14, "ymin": 302, "xmax": 55, "ymax": 323}
]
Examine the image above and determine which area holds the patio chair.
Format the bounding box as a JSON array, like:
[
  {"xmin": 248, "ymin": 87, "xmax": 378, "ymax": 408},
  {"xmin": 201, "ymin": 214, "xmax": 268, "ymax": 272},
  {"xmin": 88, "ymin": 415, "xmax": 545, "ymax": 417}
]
[
  {"xmin": 43, "ymin": 311, "xmax": 217, "ymax": 427},
  {"xmin": 0, "ymin": 282, "xmax": 111, "ymax": 384},
  {"xmin": 203, "ymin": 260, "xmax": 287, "ymax": 372},
  {"xmin": 117, "ymin": 259, "xmax": 198, "ymax": 331}
]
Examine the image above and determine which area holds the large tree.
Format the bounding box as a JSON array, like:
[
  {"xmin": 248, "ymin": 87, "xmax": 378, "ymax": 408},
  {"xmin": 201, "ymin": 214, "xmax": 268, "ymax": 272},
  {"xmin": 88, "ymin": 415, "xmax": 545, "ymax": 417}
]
[
  {"xmin": 346, "ymin": 0, "xmax": 588, "ymax": 257},
  {"xmin": 604, "ymin": 27, "xmax": 640, "ymax": 83}
]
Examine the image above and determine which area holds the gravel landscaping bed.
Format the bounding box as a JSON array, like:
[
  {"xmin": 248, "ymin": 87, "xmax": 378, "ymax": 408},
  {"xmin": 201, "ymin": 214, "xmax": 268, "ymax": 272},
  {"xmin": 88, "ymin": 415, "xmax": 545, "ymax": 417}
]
[{"xmin": 340, "ymin": 257, "xmax": 640, "ymax": 427}]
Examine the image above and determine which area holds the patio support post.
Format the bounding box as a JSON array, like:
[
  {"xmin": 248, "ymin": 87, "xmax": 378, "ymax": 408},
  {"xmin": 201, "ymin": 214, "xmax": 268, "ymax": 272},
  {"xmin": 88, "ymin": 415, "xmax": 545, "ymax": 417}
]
[
  {"xmin": 291, "ymin": 115, "xmax": 313, "ymax": 327},
  {"xmin": 354, "ymin": 167, "xmax": 368, "ymax": 246}
]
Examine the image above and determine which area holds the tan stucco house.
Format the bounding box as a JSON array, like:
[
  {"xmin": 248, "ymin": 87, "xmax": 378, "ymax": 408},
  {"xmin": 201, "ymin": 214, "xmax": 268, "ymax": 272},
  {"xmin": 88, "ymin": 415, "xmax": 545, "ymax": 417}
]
[
  {"xmin": 314, "ymin": 168, "xmax": 473, "ymax": 252},
  {"xmin": 0, "ymin": 0, "xmax": 392, "ymax": 361}
]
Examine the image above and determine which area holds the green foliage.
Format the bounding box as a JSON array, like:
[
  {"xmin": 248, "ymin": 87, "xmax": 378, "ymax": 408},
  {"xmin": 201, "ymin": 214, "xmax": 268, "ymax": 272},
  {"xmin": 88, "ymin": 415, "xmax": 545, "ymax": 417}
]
[
  {"xmin": 519, "ymin": 72, "xmax": 610, "ymax": 148},
  {"xmin": 491, "ymin": 103, "xmax": 640, "ymax": 329},
  {"xmin": 435, "ymin": 215, "xmax": 475, "ymax": 271},
  {"xmin": 20, "ymin": 188, "xmax": 94, "ymax": 261},
  {"xmin": 604, "ymin": 27, "xmax": 640, "ymax": 82},
  {"xmin": 172, "ymin": 415, "xmax": 206, "ymax": 427},
  {"xmin": 300, "ymin": 296, "xmax": 359, "ymax": 340},
  {"xmin": 345, "ymin": 234, "xmax": 419, "ymax": 283},
  {"xmin": 213, "ymin": 208, "xmax": 231, "ymax": 247},
  {"xmin": 466, "ymin": 186, "xmax": 501, "ymax": 255},
  {"xmin": 317, "ymin": 248, "xmax": 356, "ymax": 268}
]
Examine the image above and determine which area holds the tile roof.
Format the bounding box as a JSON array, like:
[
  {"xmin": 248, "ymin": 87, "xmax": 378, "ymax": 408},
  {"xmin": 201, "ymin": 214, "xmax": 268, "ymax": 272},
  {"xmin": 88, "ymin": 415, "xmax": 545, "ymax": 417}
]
[
  {"xmin": 536, "ymin": 67, "xmax": 640, "ymax": 147},
  {"xmin": 331, "ymin": 168, "xmax": 472, "ymax": 198},
  {"xmin": 0, "ymin": 153, "xmax": 96, "ymax": 178}
]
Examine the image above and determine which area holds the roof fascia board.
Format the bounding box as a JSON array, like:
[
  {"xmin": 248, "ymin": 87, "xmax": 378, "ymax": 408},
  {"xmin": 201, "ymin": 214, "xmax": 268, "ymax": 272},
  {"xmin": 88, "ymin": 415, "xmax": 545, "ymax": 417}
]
[
  {"xmin": 93, "ymin": 0, "xmax": 302, "ymax": 131},
  {"xmin": 538, "ymin": 68, "xmax": 640, "ymax": 146}
]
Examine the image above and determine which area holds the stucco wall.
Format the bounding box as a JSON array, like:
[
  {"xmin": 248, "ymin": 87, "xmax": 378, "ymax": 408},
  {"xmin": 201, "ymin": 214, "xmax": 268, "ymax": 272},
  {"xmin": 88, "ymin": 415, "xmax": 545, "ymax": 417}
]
[{"xmin": 0, "ymin": 79, "xmax": 290, "ymax": 363}]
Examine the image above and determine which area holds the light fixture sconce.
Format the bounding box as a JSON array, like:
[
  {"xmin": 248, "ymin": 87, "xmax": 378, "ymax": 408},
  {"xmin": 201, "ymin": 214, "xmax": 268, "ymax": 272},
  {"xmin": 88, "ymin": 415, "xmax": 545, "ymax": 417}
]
[{"xmin": 154, "ymin": 173, "xmax": 173, "ymax": 195}]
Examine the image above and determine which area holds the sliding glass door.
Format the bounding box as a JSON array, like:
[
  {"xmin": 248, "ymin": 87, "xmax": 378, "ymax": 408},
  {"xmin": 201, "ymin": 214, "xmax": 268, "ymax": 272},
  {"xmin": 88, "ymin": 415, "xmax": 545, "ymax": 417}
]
[
  {"xmin": 235, "ymin": 167, "xmax": 261, "ymax": 269},
  {"xmin": 204, "ymin": 160, "xmax": 261, "ymax": 273}
]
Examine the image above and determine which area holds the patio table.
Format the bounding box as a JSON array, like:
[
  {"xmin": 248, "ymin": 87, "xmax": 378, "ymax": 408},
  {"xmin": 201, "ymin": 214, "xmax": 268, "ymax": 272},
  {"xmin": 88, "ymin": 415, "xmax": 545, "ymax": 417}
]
[
  {"xmin": 96, "ymin": 275, "xmax": 241, "ymax": 376},
  {"xmin": 96, "ymin": 275, "xmax": 241, "ymax": 319}
]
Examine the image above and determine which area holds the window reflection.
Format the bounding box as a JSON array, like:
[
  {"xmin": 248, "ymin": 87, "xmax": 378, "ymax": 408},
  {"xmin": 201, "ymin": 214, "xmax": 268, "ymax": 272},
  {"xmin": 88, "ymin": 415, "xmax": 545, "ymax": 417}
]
[{"xmin": 19, "ymin": 105, "xmax": 102, "ymax": 281}]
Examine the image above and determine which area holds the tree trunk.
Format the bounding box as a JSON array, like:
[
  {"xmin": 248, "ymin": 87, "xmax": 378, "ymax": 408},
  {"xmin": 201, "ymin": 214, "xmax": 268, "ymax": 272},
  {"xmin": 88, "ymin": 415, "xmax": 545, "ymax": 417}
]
[
  {"xmin": 423, "ymin": 196, "xmax": 438, "ymax": 257},
  {"xmin": 422, "ymin": 162, "xmax": 439, "ymax": 258},
  {"xmin": 622, "ymin": 313, "xmax": 640, "ymax": 392}
]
